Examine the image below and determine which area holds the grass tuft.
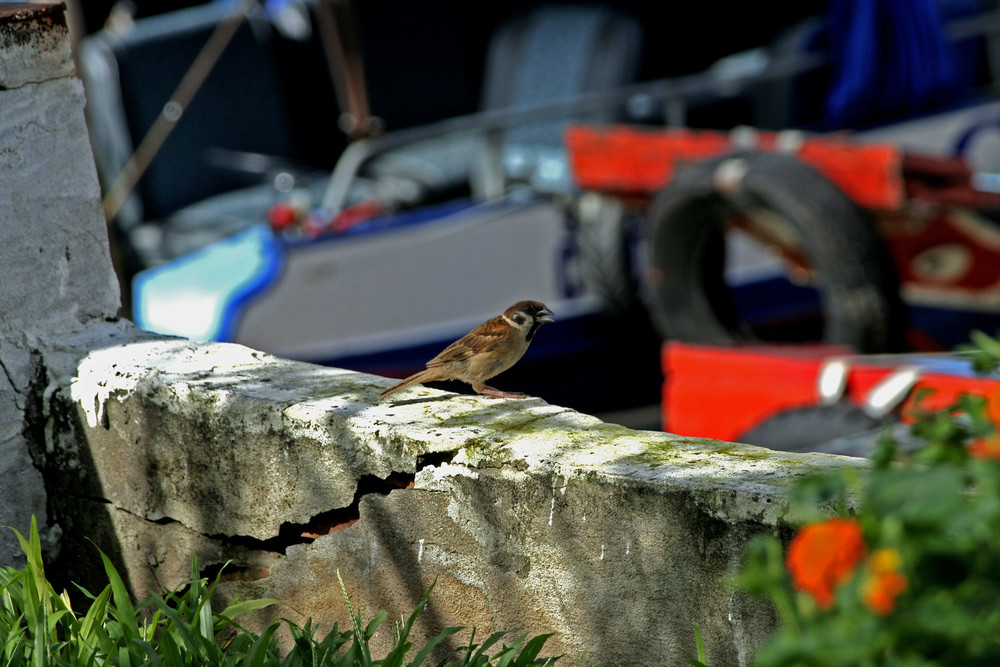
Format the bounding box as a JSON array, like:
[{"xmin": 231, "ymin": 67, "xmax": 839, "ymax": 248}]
[{"xmin": 0, "ymin": 517, "xmax": 576, "ymax": 666}]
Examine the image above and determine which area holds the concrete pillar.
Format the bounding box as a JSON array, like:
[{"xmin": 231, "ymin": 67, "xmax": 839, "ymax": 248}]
[{"xmin": 0, "ymin": 2, "xmax": 120, "ymax": 565}]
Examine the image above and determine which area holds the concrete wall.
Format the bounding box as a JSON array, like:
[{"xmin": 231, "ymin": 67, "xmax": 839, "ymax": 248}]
[
  {"xmin": 40, "ymin": 334, "xmax": 868, "ymax": 665},
  {"xmin": 1, "ymin": 5, "xmax": 867, "ymax": 666},
  {"xmin": 0, "ymin": 2, "xmax": 120, "ymax": 566}
]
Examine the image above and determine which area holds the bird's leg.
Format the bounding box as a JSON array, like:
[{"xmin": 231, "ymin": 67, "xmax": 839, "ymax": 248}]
[{"xmin": 475, "ymin": 383, "xmax": 528, "ymax": 399}]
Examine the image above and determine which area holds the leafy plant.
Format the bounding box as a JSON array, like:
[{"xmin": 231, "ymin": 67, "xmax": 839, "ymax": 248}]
[
  {"xmin": 0, "ymin": 517, "xmax": 571, "ymax": 666},
  {"xmin": 741, "ymin": 330, "xmax": 1000, "ymax": 665}
]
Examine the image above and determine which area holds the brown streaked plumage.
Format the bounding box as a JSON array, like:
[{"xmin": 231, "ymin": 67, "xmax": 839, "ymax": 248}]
[{"xmin": 379, "ymin": 300, "xmax": 554, "ymax": 400}]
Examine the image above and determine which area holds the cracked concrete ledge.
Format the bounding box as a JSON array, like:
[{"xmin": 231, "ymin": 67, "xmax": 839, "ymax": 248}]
[{"xmin": 42, "ymin": 320, "xmax": 866, "ymax": 665}]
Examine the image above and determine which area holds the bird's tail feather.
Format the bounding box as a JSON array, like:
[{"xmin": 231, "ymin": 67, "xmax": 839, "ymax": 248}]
[{"xmin": 379, "ymin": 369, "xmax": 439, "ymax": 400}]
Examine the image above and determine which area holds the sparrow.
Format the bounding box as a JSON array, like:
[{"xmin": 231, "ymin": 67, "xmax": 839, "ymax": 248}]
[{"xmin": 379, "ymin": 300, "xmax": 554, "ymax": 400}]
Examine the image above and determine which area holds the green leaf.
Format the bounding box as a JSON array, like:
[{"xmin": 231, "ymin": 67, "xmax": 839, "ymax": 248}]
[
  {"xmin": 197, "ymin": 592, "xmax": 214, "ymax": 642},
  {"xmin": 405, "ymin": 626, "xmax": 463, "ymax": 666},
  {"xmin": 32, "ymin": 618, "xmax": 45, "ymax": 667},
  {"xmin": 693, "ymin": 624, "xmax": 706, "ymax": 665},
  {"xmin": 338, "ymin": 569, "xmax": 376, "ymax": 667},
  {"xmin": 155, "ymin": 627, "xmax": 184, "ymax": 666},
  {"xmin": 12, "ymin": 517, "xmax": 46, "ymax": 591},
  {"xmin": 969, "ymin": 330, "xmax": 1000, "ymax": 365},
  {"xmin": 383, "ymin": 581, "xmax": 436, "ymax": 666},
  {"xmin": 135, "ymin": 638, "xmax": 167, "ymax": 667},
  {"xmin": 224, "ymin": 634, "xmax": 257, "ymax": 667},
  {"xmin": 220, "ymin": 597, "xmax": 284, "ymax": 620},
  {"xmin": 511, "ymin": 632, "xmax": 553, "ymax": 665},
  {"xmin": 148, "ymin": 588, "xmax": 201, "ymax": 653},
  {"xmin": 868, "ymin": 466, "xmax": 966, "ymax": 526},
  {"xmin": 468, "ymin": 630, "xmax": 508, "ymax": 664},
  {"xmin": 98, "ymin": 549, "xmax": 139, "ymax": 643},
  {"xmin": 364, "ymin": 609, "xmax": 388, "ymax": 641},
  {"xmin": 244, "ymin": 621, "xmax": 280, "ymax": 667},
  {"xmin": 118, "ymin": 644, "xmax": 133, "ymax": 667},
  {"xmin": 78, "ymin": 585, "xmax": 112, "ymax": 649},
  {"xmin": 494, "ymin": 634, "xmax": 527, "ymax": 667}
]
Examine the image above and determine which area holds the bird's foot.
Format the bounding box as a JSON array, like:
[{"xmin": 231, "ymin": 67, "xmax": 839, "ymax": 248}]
[{"xmin": 478, "ymin": 385, "xmax": 529, "ymax": 399}]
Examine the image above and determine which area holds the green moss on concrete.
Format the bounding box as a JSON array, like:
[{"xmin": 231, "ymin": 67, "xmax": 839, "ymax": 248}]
[{"xmin": 624, "ymin": 444, "xmax": 714, "ymax": 470}]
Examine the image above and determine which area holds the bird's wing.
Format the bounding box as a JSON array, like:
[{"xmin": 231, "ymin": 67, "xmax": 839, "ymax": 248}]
[{"xmin": 426, "ymin": 316, "xmax": 510, "ymax": 367}]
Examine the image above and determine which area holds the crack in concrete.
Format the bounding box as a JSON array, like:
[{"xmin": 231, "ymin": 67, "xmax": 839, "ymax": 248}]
[
  {"xmin": 0, "ymin": 71, "xmax": 76, "ymax": 93},
  {"xmin": 62, "ymin": 490, "xmax": 113, "ymax": 507},
  {"xmin": 0, "ymin": 353, "xmax": 27, "ymax": 399},
  {"xmin": 64, "ymin": 493, "xmax": 185, "ymax": 529},
  {"xmin": 416, "ymin": 449, "xmax": 458, "ymax": 470},
  {"xmin": 192, "ymin": 453, "xmax": 460, "ymax": 560},
  {"xmin": 199, "ymin": 470, "xmax": 421, "ymax": 557}
]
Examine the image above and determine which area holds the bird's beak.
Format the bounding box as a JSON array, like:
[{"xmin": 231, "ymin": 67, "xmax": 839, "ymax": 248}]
[{"xmin": 538, "ymin": 307, "xmax": 555, "ymax": 323}]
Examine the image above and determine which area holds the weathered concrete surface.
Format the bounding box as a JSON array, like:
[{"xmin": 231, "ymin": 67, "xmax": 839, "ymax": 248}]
[
  {"xmin": 41, "ymin": 330, "xmax": 866, "ymax": 665},
  {"xmin": 0, "ymin": 4, "xmax": 74, "ymax": 90},
  {"xmin": 0, "ymin": 5, "xmax": 118, "ymax": 335},
  {"xmin": 0, "ymin": 3, "xmax": 120, "ymax": 567}
]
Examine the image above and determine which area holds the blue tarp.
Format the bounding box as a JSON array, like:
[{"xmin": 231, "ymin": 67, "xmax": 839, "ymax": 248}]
[{"xmin": 825, "ymin": 0, "xmax": 971, "ymax": 127}]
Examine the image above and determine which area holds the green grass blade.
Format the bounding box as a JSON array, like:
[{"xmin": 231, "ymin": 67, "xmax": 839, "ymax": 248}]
[
  {"xmin": 384, "ymin": 580, "xmax": 438, "ymax": 666},
  {"xmin": 14, "ymin": 518, "xmax": 46, "ymax": 600},
  {"xmin": 118, "ymin": 644, "xmax": 133, "ymax": 667},
  {"xmin": 98, "ymin": 549, "xmax": 139, "ymax": 642},
  {"xmin": 314, "ymin": 620, "xmax": 352, "ymax": 658},
  {"xmin": 383, "ymin": 641, "xmax": 413, "ymax": 667},
  {"xmin": 469, "ymin": 630, "xmax": 509, "ymax": 663},
  {"xmin": 457, "ymin": 626, "xmax": 478, "ymax": 664},
  {"xmin": 184, "ymin": 553, "xmax": 222, "ymax": 647},
  {"xmin": 224, "ymin": 634, "xmax": 258, "ymax": 667},
  {"xmin": 220, "ymin": 597, "xmax": 284, "ymax": 620},
  {"xmin": 148, "ymin": 588, "xmax": 200, "ymax": 653},
  {"xmin": 687, "ymin": 623, "xmax": 707, "ymax": 667},
  {"xmin": 32, "ymin": 623, "xmax": 45, "ymax": 667},
  {"xmin": 134, "ymin": 640, "xmax": 167, "ymax": 667},
  {"xmin": 405, "ymin": 626, "xmax": 463, "ymax": 666},
  {"xmin": 197, "ymin": 592, "xmax": 214, "ymax": 642},
  {"xmin": 971, "ymin": 329, "xmax": 1000, "ymax": 360},
  {"xmin": 4, "ymin": 628, "xmax": 23, "ymax": 665},
  {"xmin": 338, "ymin": 570, "xmax": 375, "ymax": 667},
  {"xmin": 494, "ymin": 634, "xmax": 527, "ymax": 667},
  {"xmin": 78, "ymin": 584, "xmax": 112, "ymax": 650},
  {"xmin": 244, "ymin": 622, "xmax": 280, "ymax": 667},
  {"xmin": 142, "ymin": 608, "xmax": 163, "ymax": 643},
  {"xmin": 488, "ymin": 646, "xmax": 517, "ymax": 667},
  {"xmin": 155, "ymin": 628, "xmax": 184, "ymax": 667},
  {"xmin": 364, "ymin": 609, "xmax": 388, "ymax": 641},
  {"xmin": 44, "ymin": 608, "xmax": 72, "ymax": 636},
  {"xmin": 511, "ymin": 633, "xmax": 554, "ymax": 666},
  {"xmin": 17, "ymin": 569, "xmax": 48, "ymax": 667},
  {"xmin": 340, "ymin": 642, "xmax": 359, "ymax": 667}
]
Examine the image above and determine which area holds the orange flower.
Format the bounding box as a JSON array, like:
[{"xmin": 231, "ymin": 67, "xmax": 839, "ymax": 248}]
[
  {"xmin": 786, "ymin": 518, "xmax": 866, "ymax": 609},
  {"xmin": 862, "ymin": 549, "xmax": 907, "ymax": 615},
  {"xmin": 969, "ymin": 384, "xmax": 1000, "ymax": 461}
]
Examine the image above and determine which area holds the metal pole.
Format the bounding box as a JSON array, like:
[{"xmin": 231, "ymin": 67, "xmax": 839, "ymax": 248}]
[{"xmin": 101, "ymin": 0, "xmax": 256, "ymax": 222}]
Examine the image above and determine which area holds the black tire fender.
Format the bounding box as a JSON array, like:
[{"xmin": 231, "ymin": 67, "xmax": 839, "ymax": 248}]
[
  {"xmin": 642, "ymin": 150, "xmax": 902, "ymax": 353},
  {"xmin": 738, "ymin": 403, "xmax": 883, "ymax": 453}
]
